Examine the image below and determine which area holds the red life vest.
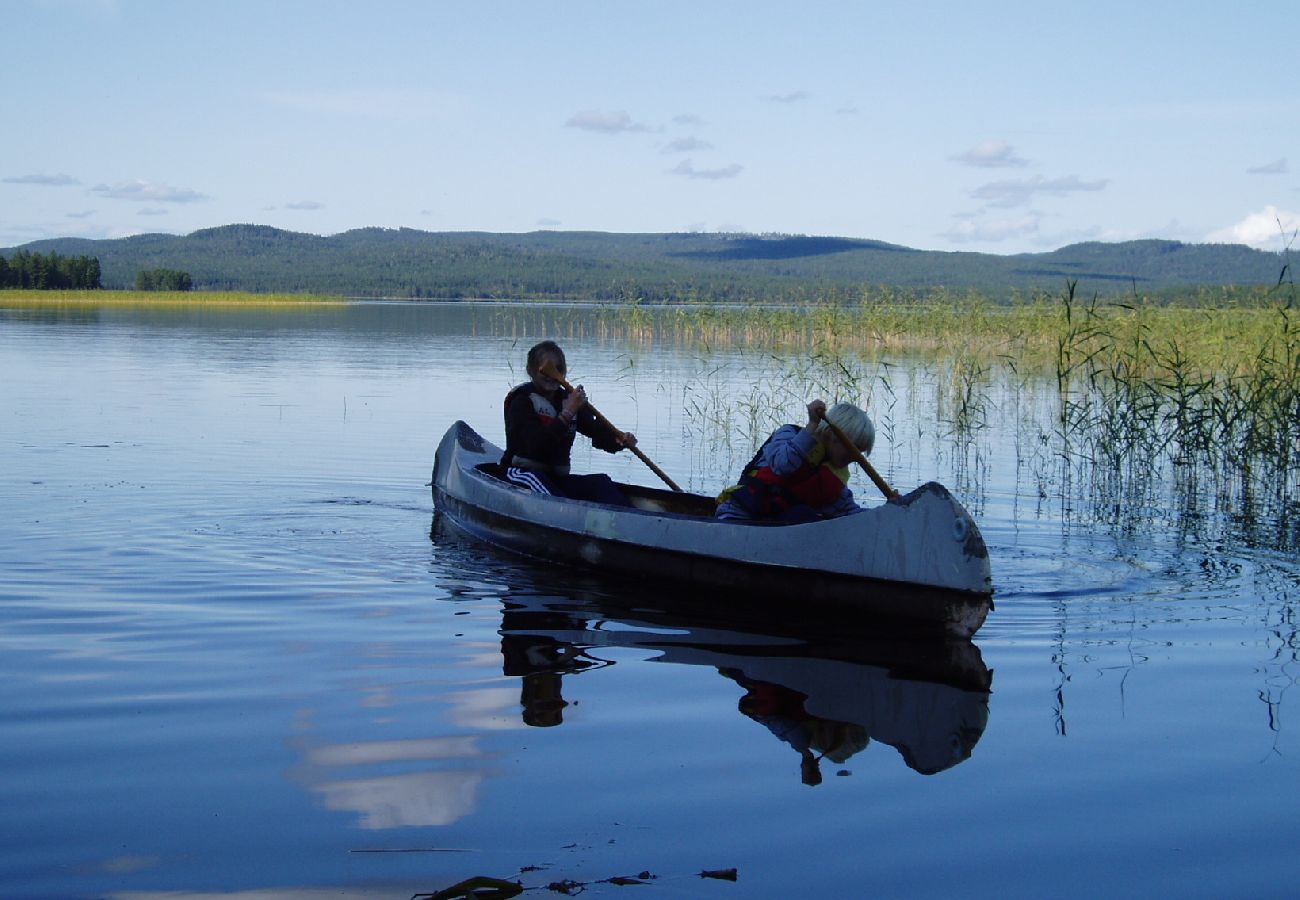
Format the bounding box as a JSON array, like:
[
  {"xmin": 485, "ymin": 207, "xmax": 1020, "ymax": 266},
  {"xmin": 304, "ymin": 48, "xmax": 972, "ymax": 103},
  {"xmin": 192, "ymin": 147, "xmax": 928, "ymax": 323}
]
[{"xmin": 724, "ymin": 427, "xmax": 848, "ymax": 518}]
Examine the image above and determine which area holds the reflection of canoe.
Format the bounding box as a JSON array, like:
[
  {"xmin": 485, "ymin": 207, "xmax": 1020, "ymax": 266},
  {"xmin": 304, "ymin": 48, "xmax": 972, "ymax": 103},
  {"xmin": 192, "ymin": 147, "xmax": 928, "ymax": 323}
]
[
  {"xmin": 494, "ymin": 589, "xmax": 993, "ymax": 778},
  {"xmin": 432, "ymin": 421, "xmax": 993, "ymax": 637}
]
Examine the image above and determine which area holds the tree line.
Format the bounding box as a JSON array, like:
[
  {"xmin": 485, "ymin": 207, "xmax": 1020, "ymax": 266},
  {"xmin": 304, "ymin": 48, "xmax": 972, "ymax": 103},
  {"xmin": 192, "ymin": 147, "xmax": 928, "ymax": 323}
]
[
  {"xmin": 134, "ymin": 268, "xmax": 193, "ymax": 291},
  {"xmin": 0, "ymin": 250, "xmax": 102, "ymax": 289},
  {"xmin": 8, "ymin": 225, "xmax": 1289, "ymax": 301}
]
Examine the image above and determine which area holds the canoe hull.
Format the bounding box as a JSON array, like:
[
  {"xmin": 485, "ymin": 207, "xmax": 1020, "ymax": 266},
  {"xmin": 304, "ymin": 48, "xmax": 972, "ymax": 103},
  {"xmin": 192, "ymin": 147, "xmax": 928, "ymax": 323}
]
[{"xmin": 432, "ymin": 422, "xmax": 993, "ymax": 637}]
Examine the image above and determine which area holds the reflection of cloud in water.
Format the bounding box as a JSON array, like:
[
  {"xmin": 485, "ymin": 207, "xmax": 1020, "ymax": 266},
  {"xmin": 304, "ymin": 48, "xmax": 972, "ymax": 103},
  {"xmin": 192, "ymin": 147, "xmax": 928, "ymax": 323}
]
[
  {"xmin": 444, "ymin": 686, "xmax": 528, "ymax": 730},
  {"xmin": 304, "ymin": 736, "xmax": 480, "ymax": 766},
  {"xmin": 293, "ymin": 734, "xmax": 490, "ymax": 828},
  {"xmin": 459, "ymin": 645, "xmax": 511, "ymax": 669},
  {"xmin": 82, "ymin": 855, "xmax": 160, "ymax": 875},
  {"xmin": 312, "ymin": 770, "xmax": 484, "ymax": 828}
]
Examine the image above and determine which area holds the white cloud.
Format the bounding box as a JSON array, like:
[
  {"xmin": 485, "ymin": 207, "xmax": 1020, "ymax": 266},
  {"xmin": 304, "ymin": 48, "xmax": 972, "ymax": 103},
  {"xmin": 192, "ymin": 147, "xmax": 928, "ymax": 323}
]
[
  {"xmin": 662, "ymin": 136, "xmax": 713, "ymax": 154},
  {"xmin": 673, "ymin": 113, "xmax": 706, "ymax": 126},
  {"xmin": 66, "ymin": 209, "xmax": 96, "ymax": 219},
  {"xmin": 761, "ymin": 90, "xmax": 810, "ymax": 104},
  {"xmin": 285, "ymin": 200, "xmax": 324, "ymax": 210},
  {"xmin": 943, "ymin": 212, "xmax": 1043, "ymax": 244},
  {"xmin": 1246, "ymin": 157, "xmax": 1288, "ymax": 175},
  {"xmin": 4, "ymin": 173, "xmax": 80, "ymax": 186},
  {"xmin": 1205, "ymin": 206, "xmax": 1300, "ymax": 250},
  {"xmin": 836, "ymin": 106, "xmax": 859, "ymax": 115},
  {"xmin": 136, "ymin": 207, "xmax": 169, "ymax": 216},
  {"xmin": 671, "ymin": 159, "xmax": 744, "ymax": 180},
  {"xmin": 565, "ymin": 110, "xmax": 652, "ymax": 134},
  {"xmin": 90, "ymin": 180, "xmax": 208, "ymax": 203},
  {"xmin": 951, "ymin": 141, "xmax": 1028, "ymax": 168},
  {"xmin": 971, "ymin": 175, "xmax": 1108, "ymax": 208}
]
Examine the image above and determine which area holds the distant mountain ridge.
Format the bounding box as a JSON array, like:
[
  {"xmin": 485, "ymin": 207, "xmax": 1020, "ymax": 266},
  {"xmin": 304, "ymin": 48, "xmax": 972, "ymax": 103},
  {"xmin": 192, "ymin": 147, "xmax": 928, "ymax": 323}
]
[{"xmin": 4, "ymin": 225, "xmax": 1287, "ymax": 301}]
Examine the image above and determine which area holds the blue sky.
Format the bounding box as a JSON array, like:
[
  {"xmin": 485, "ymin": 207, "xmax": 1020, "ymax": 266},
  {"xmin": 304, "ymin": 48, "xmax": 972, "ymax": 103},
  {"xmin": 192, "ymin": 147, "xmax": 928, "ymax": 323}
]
[{"xmin": 3, "ymin": 0, "xmax": 1297, "ymax": 254}]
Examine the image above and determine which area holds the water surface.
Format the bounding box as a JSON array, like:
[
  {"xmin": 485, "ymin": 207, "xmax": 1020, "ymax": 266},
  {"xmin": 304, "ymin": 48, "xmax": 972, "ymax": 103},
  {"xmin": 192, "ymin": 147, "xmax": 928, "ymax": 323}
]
[{"xmin": 1, "ymin": 302, "xmax": 1295, "ymax": 899}]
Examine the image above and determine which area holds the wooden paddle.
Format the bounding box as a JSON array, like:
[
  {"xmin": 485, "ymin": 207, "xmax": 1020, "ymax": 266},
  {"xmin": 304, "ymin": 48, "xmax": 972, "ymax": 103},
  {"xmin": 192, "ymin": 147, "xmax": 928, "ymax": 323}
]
[
  {"xmin": 539, "ymin": 359, "xmax": 684, "ymax": 492},
  {"xmin": 816, "ymin": 408, "xmax": 900, "ymax": 502}
]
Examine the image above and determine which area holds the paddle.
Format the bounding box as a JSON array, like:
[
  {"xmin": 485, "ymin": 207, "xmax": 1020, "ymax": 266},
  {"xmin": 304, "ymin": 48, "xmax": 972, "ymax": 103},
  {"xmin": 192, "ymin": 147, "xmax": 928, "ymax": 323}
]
[
  {"xmin": 816, "ymin": 408, "xmax": 900, "ymax": 502},
  {"xmin": 539, "ymin": 359, "xmax": 684, "ymax": 492}
]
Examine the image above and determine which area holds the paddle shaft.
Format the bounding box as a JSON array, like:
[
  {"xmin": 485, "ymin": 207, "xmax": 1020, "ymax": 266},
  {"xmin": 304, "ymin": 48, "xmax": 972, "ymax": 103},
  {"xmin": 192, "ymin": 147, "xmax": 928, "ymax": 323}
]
[
  {"xmin": 539, "ymin": 360, "xmax": 684, "ymax": 492},
  {"xmin": 816, "ymin": 409, "xmax": 899, "ymax": 501}
]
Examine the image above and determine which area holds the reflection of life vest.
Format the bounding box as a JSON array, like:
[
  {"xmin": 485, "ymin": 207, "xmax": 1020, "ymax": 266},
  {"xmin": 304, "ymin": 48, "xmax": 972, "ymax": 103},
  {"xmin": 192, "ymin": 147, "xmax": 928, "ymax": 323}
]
[
  {"xmin": 738, "ymin": 678, "xmax": 809, "ymax": 718},
  {"xmin": 723, "ymin": 427, "xmax": 848, "ymax": 518}
]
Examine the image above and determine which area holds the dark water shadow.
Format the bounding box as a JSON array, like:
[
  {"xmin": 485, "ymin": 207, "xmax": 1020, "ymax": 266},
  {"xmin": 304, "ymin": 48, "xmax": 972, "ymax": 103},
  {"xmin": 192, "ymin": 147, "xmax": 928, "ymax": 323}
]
[{"xmin": 430, "ymin": 514, "xmax": 993, "ymax": 779}]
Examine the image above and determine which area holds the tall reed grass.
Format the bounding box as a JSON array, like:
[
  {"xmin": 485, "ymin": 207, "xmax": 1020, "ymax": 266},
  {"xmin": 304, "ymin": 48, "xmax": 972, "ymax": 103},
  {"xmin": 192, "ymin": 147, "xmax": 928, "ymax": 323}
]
[{"xmin": 1052, "ymin": 281, "xmax": 1298, "ymax": 508}]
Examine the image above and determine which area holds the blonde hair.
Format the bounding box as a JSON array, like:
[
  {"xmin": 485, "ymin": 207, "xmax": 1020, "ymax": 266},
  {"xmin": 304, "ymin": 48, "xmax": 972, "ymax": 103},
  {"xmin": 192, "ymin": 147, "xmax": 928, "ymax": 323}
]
[{"xmin": 817, "ymin": 402, "xmax": 875, "ymax": 456}]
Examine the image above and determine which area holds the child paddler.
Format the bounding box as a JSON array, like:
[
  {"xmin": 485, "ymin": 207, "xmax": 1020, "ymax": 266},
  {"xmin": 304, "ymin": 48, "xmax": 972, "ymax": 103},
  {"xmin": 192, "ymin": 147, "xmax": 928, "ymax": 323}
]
[
  {"xmin": 715, "ymin": 399, "xmax": 875, "ymax": 523},
  {"xmin": 501, "ymin": 340, "xmax": 637, "ymax": 506}
]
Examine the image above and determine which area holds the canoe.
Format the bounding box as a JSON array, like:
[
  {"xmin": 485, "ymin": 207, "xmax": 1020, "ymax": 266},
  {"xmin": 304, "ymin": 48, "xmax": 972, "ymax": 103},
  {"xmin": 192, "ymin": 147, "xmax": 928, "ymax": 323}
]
[{"xmin": 431, "ymin": 421, "xmax": 993, "ymax": 637}]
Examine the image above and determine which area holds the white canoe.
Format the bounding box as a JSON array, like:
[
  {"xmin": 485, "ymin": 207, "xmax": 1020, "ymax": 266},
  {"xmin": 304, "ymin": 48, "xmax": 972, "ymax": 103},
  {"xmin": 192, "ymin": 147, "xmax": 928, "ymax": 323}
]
[{"xmin": 432, "ymin": 421, "xmax": 993, "ymax": 637}]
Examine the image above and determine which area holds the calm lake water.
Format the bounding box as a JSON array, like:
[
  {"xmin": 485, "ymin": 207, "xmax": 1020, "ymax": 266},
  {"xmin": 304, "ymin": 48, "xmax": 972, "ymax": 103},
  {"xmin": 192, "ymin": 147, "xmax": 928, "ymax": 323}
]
[{"xmin": 1, "ymin": 301, "xmax": 1296, "ymax": 899}]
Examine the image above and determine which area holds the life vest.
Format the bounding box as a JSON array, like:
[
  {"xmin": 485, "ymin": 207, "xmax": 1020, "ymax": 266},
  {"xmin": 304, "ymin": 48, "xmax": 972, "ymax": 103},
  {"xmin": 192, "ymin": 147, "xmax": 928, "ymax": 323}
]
[{"xmin": 719, "ymin": 426, "xmax": 849, "ymax": 518}]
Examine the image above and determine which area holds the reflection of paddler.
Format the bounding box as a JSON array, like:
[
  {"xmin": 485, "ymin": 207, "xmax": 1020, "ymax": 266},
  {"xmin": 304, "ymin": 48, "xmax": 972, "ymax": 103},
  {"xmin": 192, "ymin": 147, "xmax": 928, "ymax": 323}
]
[
  {"xmin": 723, "ymin": 668, "xmax": 869, "ymax": 786},
  {"xmin": 500, "ymin": 604, "xmax": 607, "ymax": 727},
  {"xmin": 505, "ymin": 639, "xmax": 593, "ymax": 727},
  {"xmin": 520, "ymin": 671, "xmax": 566, "ymax": 728}
]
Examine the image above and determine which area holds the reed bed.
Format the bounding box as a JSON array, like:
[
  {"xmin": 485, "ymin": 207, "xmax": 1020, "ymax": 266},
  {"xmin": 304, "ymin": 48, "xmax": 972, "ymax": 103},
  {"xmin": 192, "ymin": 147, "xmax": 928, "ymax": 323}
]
[
  {"xmin": 1052, "ymin": 283, "xmax": 1299, "ymax": 506},
  {"xmin": 490, "ymin": 288, "xmax": 1290, "ymax": 375}
]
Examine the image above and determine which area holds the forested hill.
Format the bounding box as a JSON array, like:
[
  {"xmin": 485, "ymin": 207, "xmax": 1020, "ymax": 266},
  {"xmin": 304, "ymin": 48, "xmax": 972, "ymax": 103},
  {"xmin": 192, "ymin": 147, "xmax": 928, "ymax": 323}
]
[{"xmin": 5, "ymin": 225, "xmax": 1288, "ymax": 301}]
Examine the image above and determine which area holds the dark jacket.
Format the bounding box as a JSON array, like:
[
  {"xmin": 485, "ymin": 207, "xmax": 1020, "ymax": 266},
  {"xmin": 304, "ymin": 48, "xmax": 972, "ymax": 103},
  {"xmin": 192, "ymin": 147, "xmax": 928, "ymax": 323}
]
[{"xmin": 501, "ymin": 382, "xmax": 622, "ymax": 473}]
